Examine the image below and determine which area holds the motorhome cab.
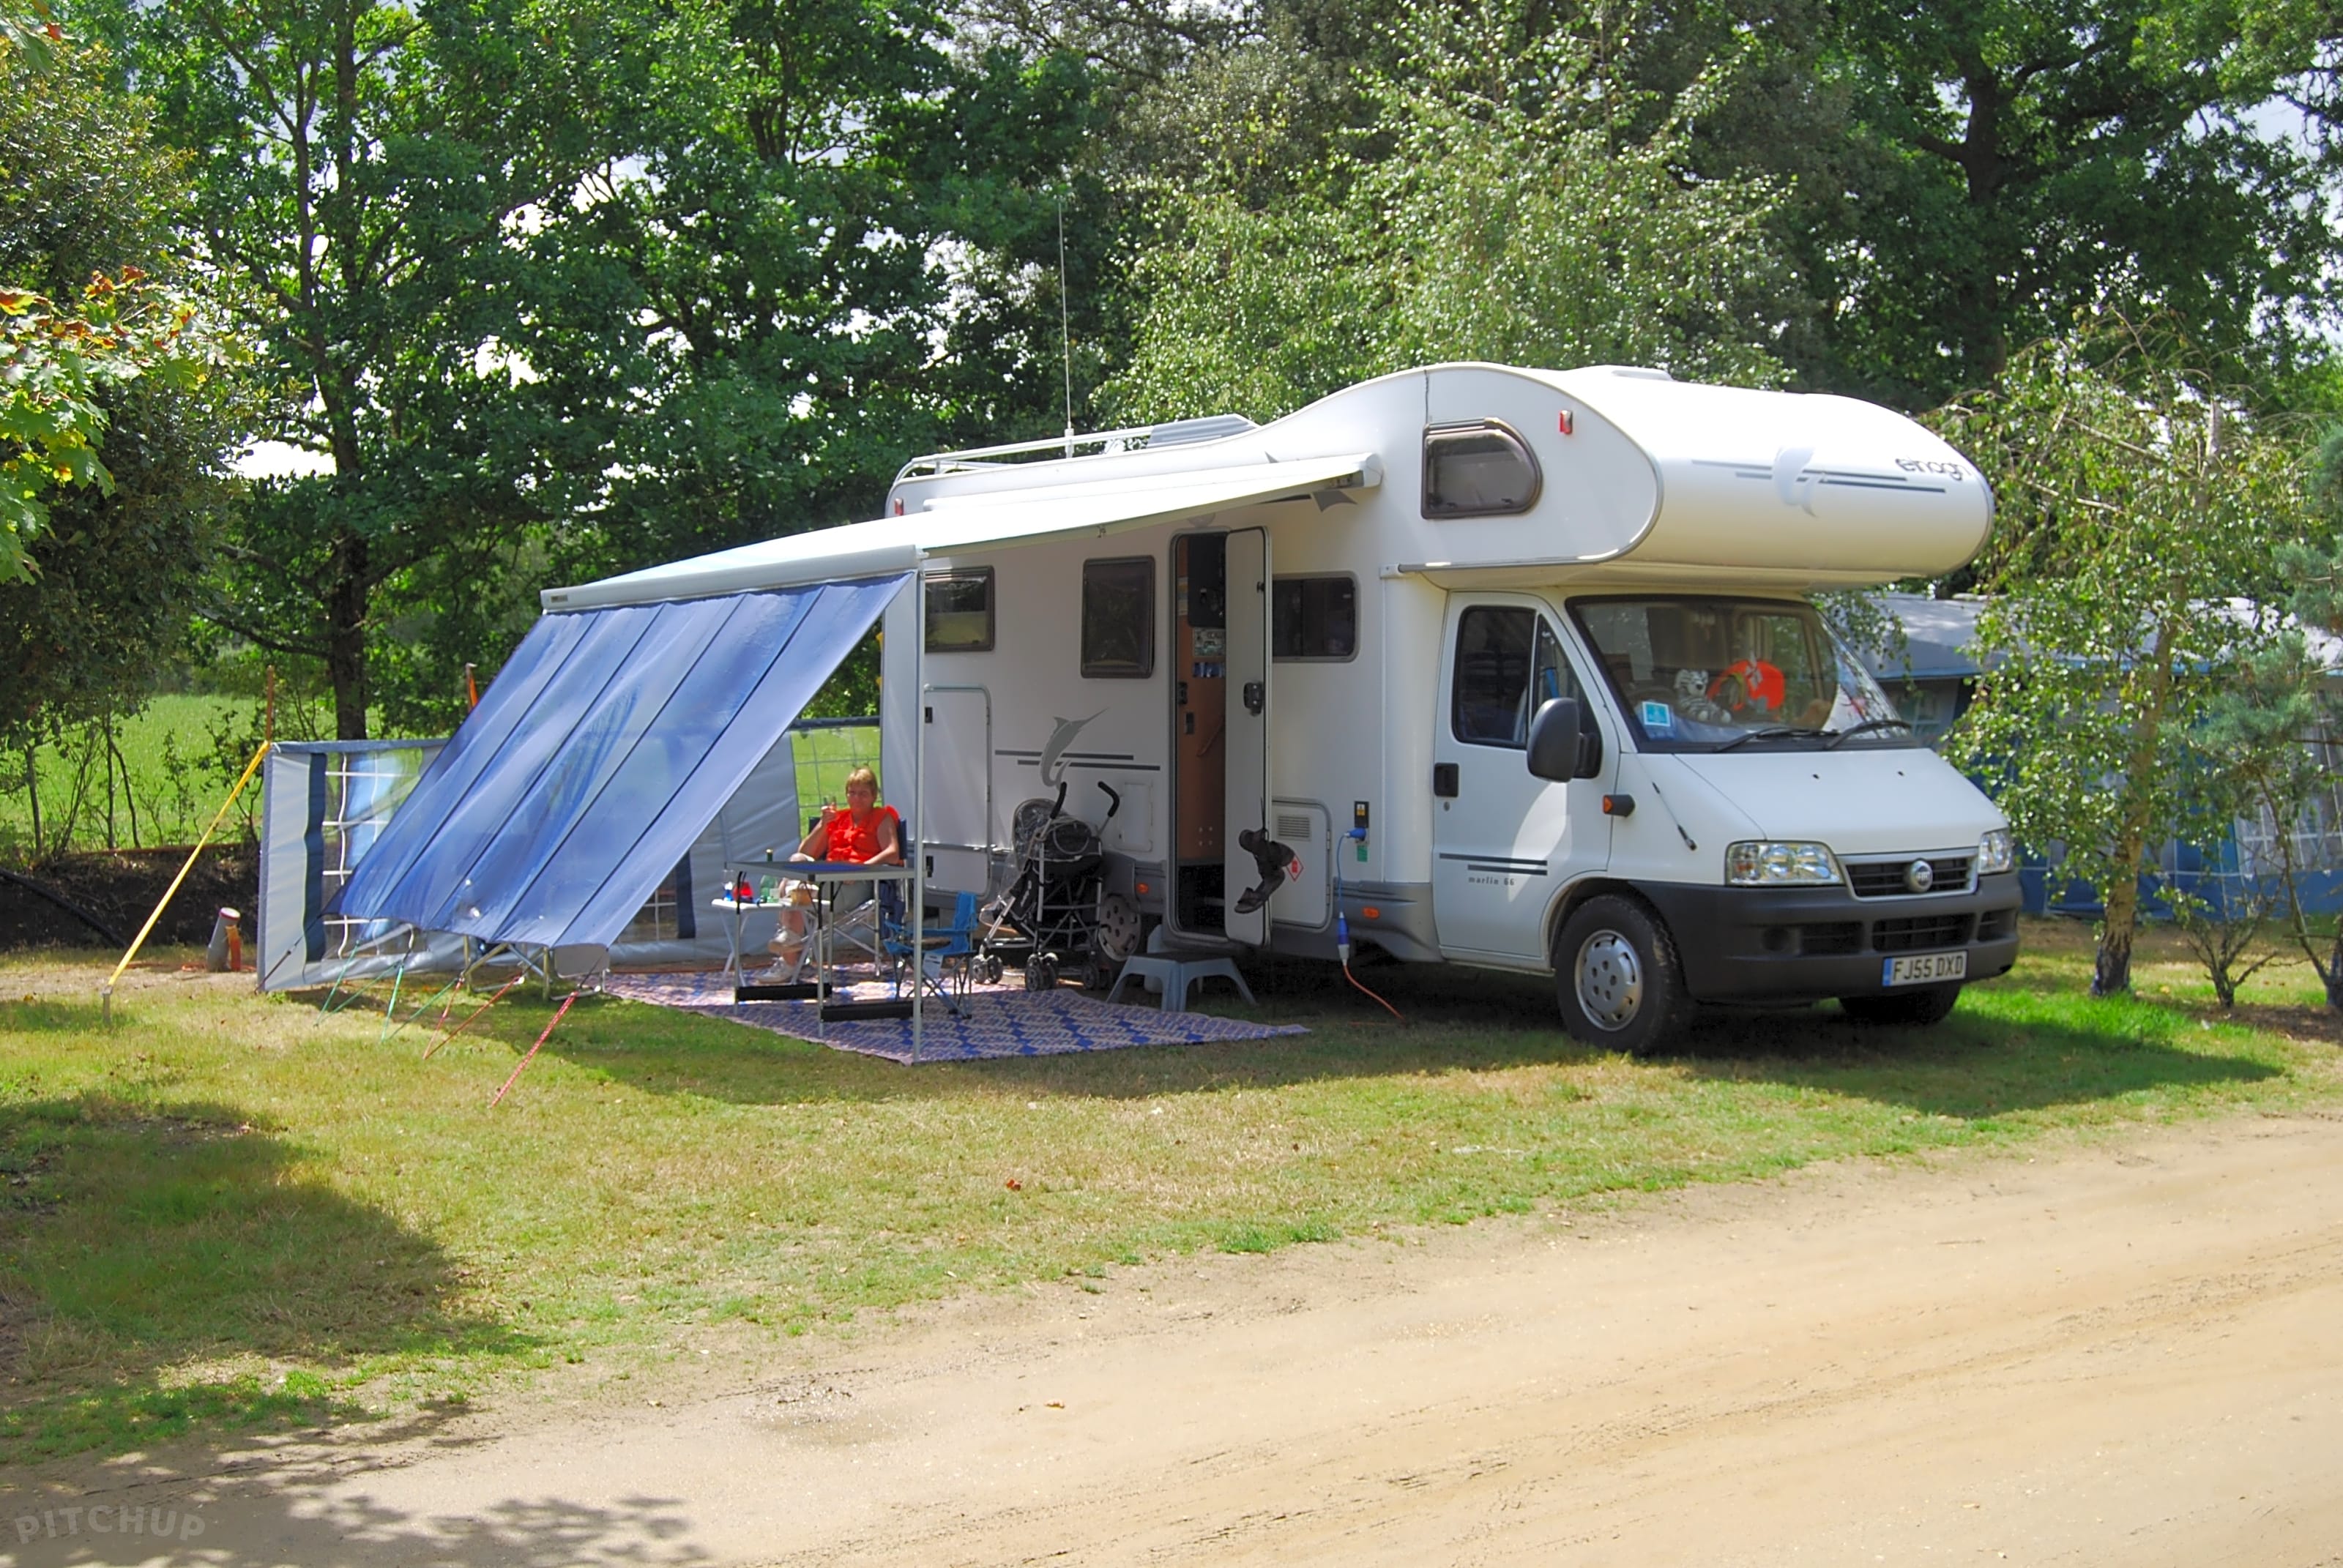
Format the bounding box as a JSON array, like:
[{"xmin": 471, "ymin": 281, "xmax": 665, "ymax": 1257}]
[{"xmin": 558, "ymin": 362, "xmax": 2023, "ymax": 1050}]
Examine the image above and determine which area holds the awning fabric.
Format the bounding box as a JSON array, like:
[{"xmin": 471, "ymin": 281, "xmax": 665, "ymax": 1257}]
[
  {"xmin": 543, "ymin": 451, "xmax": 1379, "ymax": 611},
  {"xmin": 333, "ymin": 574, "xmax": 905, "ymax": 950}
]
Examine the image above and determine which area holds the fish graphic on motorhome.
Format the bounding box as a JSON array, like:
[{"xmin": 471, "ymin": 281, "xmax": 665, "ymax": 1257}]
[{"xmin": 1040, "ymin": 710, "xmax": 1106, "ymax": 785}]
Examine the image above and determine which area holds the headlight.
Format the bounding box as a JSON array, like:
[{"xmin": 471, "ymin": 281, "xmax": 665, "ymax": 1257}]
[
  {"xmin": 1725, "ymin": 841, "xmax": 1841, "ymax": 886},
  {"xmin": 1978, "ymin": 828, "xmax": 2014, "ymax": 876}
]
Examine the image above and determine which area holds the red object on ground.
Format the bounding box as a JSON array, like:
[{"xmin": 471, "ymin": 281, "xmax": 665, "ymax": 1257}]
[{"xmin": 489, "ymin": 991, "xmax": 578, "ymax": 1108}]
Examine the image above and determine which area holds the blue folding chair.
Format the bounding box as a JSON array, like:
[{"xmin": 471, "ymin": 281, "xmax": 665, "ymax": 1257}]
[{"xmin": 883, "ymin": 890, "xmax": 981, "ymax": 1015}]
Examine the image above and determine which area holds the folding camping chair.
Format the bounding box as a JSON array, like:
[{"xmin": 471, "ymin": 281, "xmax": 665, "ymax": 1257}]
[{"xmin": 882, "ymin": 890, "xmax": 980, "ymax": 1016}]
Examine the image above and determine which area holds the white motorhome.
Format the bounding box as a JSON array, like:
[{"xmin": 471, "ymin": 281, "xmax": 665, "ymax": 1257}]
[{"xmin": 552, "ymin": 362, "xmax": 2021, "ymax": 1049}]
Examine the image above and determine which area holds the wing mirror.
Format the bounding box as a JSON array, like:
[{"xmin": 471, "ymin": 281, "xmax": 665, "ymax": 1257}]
[{"xmin": 1527, "ymin": 697, "xmax": 1603, "ymax": 782}]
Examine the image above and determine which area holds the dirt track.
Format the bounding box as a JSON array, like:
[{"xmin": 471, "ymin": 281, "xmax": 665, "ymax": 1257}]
[{"xmin": 12, "ymin": 1111, "xmax": 2343, "ymax": 1567}]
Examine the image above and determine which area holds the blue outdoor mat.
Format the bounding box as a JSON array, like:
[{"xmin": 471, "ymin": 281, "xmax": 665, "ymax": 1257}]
[{"xmin": 599, "ymin": 970, "xmax": 1305, "ymax": 1064}]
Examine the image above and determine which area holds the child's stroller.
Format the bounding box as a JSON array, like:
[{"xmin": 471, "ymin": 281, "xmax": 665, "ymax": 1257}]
[{"xmin": 983, "ymin": 780, "xmax": 1124, "ymax": 990}]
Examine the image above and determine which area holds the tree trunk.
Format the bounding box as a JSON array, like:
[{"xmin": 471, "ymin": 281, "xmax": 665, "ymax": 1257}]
[
  {"xmin": 2327, "ymin": 930, "xmax": 2343, "ymax": 1012},
  {"xmin": 2093, "ymin": 916, "xmax": 2135, "ymax": 996},
  {"xmin": 2093, "ymin": 610, "xmax": 2183, "ymax": 997},
  {"xmin": 108, "ymin": 720, "xmax": 141, "ymax": 849},
  {"xmin": 327, "ymin": 531, "xmax": 373, "ymax": 741},
  {"xmin": 23, "ymin": 745, "xmax": 41, "ymax": 861}
]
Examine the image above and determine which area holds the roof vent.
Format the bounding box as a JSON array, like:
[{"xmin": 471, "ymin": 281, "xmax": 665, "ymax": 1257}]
[
  {"xmin": 1146, "ymin": 414, "xmax": 1257, "ymax": 448},
  {"xmin": 1585, "ymin": 365, "xmax": 1674, "ymax": 381}
]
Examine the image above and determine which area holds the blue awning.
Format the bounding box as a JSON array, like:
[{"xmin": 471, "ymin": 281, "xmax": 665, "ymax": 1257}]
[{"xmin": 333, "ymin": 575, "xmax": 906, "ymax": 949}]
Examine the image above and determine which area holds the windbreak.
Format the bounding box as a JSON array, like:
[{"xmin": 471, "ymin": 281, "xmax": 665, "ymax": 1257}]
[{"xmin": 332, "ymin": 575, "xmax": 905, "ymax": 951}]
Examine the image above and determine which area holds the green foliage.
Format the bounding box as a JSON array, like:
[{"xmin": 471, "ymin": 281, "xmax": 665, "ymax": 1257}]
[
  {"xmin": 0, "ymin": 273, "xmax": 218, "ymax": 586},
  {"xmin": 1792, "ymin": 0, "xmax": 2343, "ymax": 405},
  {"xmin": 1937, "ymin": 316, "xmax": 2314, "ymax": 993},
  {"xmin": 99, "ymin": 0, "xmax": 1101, "ymax": 738},
  {"xmin": 0, "ymin": 20, "xmax": 247, "ymax": 749},
  {"xmin": 102, "ymin": 0, "xmax": 641, "ymax": 737},
  {"xmin": 1103, "ymin": 0, "xmax": 1792, "ymax": 424}
]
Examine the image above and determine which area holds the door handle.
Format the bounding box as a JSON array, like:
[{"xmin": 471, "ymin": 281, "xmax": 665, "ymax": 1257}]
[
  {"xmin": 1243, "ymin": 681, "xmax": 1264, "ymax": 716},
  {"xmin": 1433, "ymin": 762, "xmax": 1459, "ymax": 798}
]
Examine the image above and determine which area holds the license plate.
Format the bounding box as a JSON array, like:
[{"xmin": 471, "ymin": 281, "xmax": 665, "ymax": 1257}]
[{"xmin": 1884, "ymin": 951, "xmax": 1967, "ymax": 987}]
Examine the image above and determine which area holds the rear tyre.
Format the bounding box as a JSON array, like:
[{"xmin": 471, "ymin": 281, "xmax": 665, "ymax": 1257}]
[
  {"xmin": 1838, "ymin": 982, "xmax": 1962, "ymax": 1027},
  {"xmin": 1552, "ymin": 895, "xmax": 1691, "ymax": 1054}
]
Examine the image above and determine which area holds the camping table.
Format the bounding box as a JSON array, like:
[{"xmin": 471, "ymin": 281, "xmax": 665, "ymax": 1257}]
[{"xmin": 725, "ymin": 862, "xmax": 920, "ymax": 1023}]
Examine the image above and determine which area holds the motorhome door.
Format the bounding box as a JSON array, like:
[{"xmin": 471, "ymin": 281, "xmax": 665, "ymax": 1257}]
[
  {"xmin": 1223, "ymin": 528, "xmax": 1271, "ymax": 946},
  {"xmin": 1431, "ymin": 597, "xmax": 1613, "ymax": 960}
]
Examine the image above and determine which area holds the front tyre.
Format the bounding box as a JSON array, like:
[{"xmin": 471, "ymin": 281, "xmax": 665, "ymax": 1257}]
[
  {"xmin": 1553, "ymin": 895, "xmax": 1691, "ymax": 1053},
  {"xmin": 1838, "ymin": 982, "xmax": 1962, "ymax": 1027}
]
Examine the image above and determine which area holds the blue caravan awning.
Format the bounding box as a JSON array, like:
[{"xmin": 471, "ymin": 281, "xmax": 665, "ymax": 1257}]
[{"xmin": 333, "ymin": 575, "xmax": 905, "ymax": 950}]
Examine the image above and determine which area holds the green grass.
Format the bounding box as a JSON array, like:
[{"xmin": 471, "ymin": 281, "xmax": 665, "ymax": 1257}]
[
  {"xmin": 787, "ymin": 725, "xmax": 883, "ymax": 821},
  {"xmin": 0, "ymin": 695, "xmax": 253, "ymax": 858},
  {"xmin": 1, "ymin": 916, "xmax": 2338, "ymax": 1464}
]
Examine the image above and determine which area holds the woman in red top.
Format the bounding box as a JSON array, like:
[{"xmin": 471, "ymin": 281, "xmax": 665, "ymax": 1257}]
[
  {"xmin": 766, "ymin": 766, "xmax": 899, "ymax": 977},
  {"xmin": 792, "ymin": 767, "xmax": 901, "ymax": 865}
]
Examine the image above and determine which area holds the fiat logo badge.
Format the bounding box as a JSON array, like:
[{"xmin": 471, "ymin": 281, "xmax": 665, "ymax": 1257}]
[{"xmin": 1904, "ymin": 859, "xmax": 1935, "ymax": 893}]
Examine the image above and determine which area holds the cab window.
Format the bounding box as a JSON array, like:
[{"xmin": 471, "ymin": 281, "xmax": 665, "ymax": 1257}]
[{"xmin": 1453, "ymin": 606, "xmax": 1579, "ymax": 748}]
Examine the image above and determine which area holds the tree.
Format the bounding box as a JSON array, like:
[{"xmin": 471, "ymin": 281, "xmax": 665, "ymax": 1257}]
[
  {"xmin": 2178, "ymin": 632, "xmax": 2329, "ymax": 1006},
  {"xmin": 1784, "ymin": 0, "xmax": 2343, "ymax": 406},
  {"xmin": 2249, "ymin": 427, "xmax": 2343, "ymax": 1008},
  {"xmin": 98, "ymin": 0, "xmax": 628, "ymax": 739},
  {"xmin": 1103, "ymin": 0, "xmax": 1794, "ymax": 425},
  {"xmin": 0, "ymin": 15, "xmax": 243, "ymax": 755},
  {"xmin": 1938, "ymin": 316, "xmax": 2312, "ymax": 996},
  {"xmin": 103, "ymin": 0, "xmax": 1098, "ymax": 738}
]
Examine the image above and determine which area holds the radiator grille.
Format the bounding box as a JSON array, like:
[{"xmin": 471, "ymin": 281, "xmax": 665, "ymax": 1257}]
[{"xmin": 1848, "ymin": 855, "xmax": 1974, "ymax": 899}]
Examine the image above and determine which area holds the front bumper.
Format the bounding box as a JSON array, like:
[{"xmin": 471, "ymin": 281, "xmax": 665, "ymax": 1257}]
[{"xmin": 1640, "ymin": 875, "xmax": 2022, "ymax": 1004}]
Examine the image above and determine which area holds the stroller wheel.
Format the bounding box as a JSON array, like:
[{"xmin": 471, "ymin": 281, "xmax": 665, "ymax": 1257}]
[
  {"xmin": 983, "ymin": 953, "xmax": 1005, "ymax": 985},
  {"xmin": 1024, "ymin": 953, "xmax": 1060, "ymax": 991}
]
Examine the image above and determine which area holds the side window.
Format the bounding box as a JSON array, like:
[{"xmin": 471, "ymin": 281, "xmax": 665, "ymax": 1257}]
[
  {"xmin": 1271, "ymin": 575, "xmax": 1357, "ymax": 660},
  {"xmin": 1423, "ymin": 421, "xmax": 1541, "ymax": 518},
  {"xmin": 924, "ymin": 567, "xmax": 994, "ymax": 652},
  {"xmin": 1453, "ymin": 606, "xmax": 1579, "ymax": 748},
  {"xmin": 1081, "ymin": 557, "xmax": 1155, "ymax": 679}
]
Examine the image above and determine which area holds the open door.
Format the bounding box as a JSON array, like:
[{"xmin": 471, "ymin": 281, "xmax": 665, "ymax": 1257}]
[{"xmin": 1223, "ymin": 527, "xmax": 1271, "ymax": 946}]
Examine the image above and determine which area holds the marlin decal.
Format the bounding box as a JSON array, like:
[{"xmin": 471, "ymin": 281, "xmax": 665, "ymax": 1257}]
[{"xmin": 1040, "ymin": 709, "xmax": 1107, "ymax": 786}]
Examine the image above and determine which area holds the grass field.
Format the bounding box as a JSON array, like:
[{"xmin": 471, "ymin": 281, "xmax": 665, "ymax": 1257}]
[
  {"xmin": 2, "ymin": 918, "xmax": 2339, "ymax": 1466},
  {"xmin": 0, "ymin": 695, "xmax": 257, "ymax": 860}
]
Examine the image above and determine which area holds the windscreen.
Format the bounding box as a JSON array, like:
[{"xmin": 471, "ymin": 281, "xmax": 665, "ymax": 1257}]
[{"xmin": 1572, "ymin": 596, "xmax": 1910, "ymax": 753}]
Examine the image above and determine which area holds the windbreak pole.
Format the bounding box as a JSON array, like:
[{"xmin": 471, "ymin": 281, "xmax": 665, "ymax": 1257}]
[{"xmin": 100, "ymin": 740, "xmax": 270, "ymax": 1026}]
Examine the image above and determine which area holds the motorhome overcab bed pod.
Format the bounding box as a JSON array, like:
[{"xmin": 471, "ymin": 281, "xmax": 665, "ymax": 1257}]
[{"xmin": 553, "ymin": 363, "xmax": 2022, "ymax": 1050}]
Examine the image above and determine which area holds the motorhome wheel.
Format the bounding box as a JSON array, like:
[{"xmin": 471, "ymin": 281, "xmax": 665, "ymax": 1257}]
[
  {"xmin": 1553, "ymin": 895, "xmax": 1689, "ymax": 1053},
  {"xmin": 1095, "ymin": 892, "xmax": 1142, "ymax": 961},
  {"xmin": 1838, "ymin": 982, "xmax": 1962, "ymax": 1027}
]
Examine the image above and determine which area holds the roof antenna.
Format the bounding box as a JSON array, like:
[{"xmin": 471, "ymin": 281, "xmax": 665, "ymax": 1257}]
[{"xmin": 1058, "ymin": 195, "xmax": 1074, "ymax": 458}]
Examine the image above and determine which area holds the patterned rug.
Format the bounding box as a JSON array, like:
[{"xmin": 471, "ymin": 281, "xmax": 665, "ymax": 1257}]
[{"xmin": 597, "ymin": 969, "xmax": 1305, "ymax": 1064}]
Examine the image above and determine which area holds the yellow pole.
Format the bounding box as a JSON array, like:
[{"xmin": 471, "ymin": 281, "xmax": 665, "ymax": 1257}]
[{"xmin": 101, "ymin": 740, "xmax": 269, "ymax": 1024}]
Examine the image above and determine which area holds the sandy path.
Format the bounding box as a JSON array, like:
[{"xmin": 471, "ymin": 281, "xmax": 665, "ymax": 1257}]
[{"xmin": 11, "ymin": 1112, "xmax": 2343, "ymax": 1567}]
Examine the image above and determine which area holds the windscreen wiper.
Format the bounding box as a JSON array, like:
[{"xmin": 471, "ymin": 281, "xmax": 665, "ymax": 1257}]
[
  {"xmin": 1712, "ymin": 725, "xmax": 1830, "ymax": 753},
  {"xmin": 1824, "ymin": 718, "xmax": 1916, "ymax": 748}
]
